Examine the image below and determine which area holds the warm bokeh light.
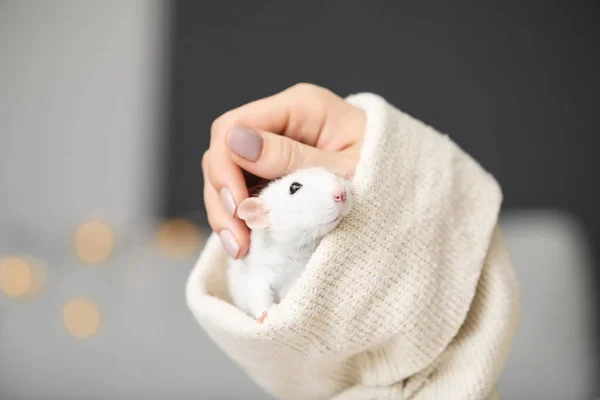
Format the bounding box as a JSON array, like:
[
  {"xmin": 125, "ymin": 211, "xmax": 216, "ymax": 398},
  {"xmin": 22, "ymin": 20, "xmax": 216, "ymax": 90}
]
[
  {"xmin": 74, "ymin": 220, "xmax": 115, "ymax": 264},
  {"xmin": 63, "ymin": 297, "xmax": 101, "ymax": 340},
  {"xmin": 155, "ymin": 218, "xmax": 204, "ymax": 259},
  {"xmin": 0, "ymin": 257, "xmax": 33, "ymax": 298},
  {"xmin": 0, "ymin": 257, "xmax": 45, "ymax": 298}
]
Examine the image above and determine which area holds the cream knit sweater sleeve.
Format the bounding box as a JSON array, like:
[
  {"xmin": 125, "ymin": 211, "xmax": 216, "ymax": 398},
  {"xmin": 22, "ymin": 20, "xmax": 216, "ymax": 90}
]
[{"xmin": 186, "ymin": 93, "xmax": 520, "ymax": 400}]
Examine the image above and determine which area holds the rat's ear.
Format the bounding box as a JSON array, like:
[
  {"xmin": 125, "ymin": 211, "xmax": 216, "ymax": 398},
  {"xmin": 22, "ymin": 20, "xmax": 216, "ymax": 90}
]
[{"xmin": 237, "ymin": 197, "xmax": 269, "ymax": 230}]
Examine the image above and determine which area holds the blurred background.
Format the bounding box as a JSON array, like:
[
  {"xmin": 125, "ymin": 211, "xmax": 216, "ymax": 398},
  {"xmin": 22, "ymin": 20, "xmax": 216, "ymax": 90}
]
[{"xmin": 1, "ymin": 1, "xmax": 599, "ymax": 399}]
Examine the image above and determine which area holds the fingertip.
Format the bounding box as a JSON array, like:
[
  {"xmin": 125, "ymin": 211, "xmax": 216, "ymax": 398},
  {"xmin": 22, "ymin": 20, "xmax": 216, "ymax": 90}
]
[
  {"xmin": 207, "ymin": 156, "xmax": 250, "ymax": 214},
  {"xmin": 227, "ymin": 124, "xmax": 264, "ymax": 163},
  {"xmin": 230, "ymin": 219, "xmax": 251, "ymax": 259}
]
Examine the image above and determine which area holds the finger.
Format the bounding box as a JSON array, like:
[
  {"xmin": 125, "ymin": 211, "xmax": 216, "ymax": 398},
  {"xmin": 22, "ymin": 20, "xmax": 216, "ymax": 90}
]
[
  {"xmin": 204, "ymin": 182, "xmax": 251, "ymax": 259},
  {"xmin": 202, "ymin": 152, "xmax": 250, "ymax": 258},
  {"xmin": 226, "ymin": 126, "xmax": 356, "ymax": 180},
  {"xmin": 205, "ymin": 120, "xmax": 250, "ymax": 224},
  {"xmin": 214, "ymin": 83, "xmax": 335, "ymax": 146},
  {"xmin": 225, "ymin": 83, "xmax": 365, "ymax": 152}
]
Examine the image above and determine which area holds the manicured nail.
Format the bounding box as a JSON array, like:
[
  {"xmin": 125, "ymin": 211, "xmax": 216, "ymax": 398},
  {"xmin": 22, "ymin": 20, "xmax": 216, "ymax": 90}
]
[
  {"xmin": 219, "ymin": 188, "xmax": 236, "ymax": 217},
  {"xmin": 219, "ymin": 229, "xmax": 240, "ymax": 258},
  {"xmin": 228, "ymin": 125, "xmax": 263, "ymax": 161}
]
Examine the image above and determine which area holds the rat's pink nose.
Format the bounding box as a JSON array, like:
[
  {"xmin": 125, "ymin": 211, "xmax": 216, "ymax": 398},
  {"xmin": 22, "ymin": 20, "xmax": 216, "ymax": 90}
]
[{"xmin": 333, "ymin": 189, "xmax": 347, "ymax": 203}]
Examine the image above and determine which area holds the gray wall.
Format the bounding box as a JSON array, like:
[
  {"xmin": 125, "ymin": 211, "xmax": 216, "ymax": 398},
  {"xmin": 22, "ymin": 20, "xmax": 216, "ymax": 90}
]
[{"xmin": 0, "ymin": 0, "xmax": 168, "ymax": 241}]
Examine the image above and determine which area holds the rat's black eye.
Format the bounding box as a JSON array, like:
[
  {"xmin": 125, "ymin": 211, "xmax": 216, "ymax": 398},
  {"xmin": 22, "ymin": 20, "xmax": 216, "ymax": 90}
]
[{"xmin": 289, "ymin": 182, "xmax": 302, "ymax": 195}]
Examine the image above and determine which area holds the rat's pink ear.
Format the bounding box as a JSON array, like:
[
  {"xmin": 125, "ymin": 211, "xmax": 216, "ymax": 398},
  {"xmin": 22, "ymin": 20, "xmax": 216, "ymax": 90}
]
[{"xmin": 237, "ymin": 198, "xmax": 269, "ymax": 230}]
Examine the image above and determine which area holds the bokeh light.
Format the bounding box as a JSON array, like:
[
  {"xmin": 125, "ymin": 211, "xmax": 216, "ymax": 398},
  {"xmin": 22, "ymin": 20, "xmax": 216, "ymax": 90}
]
[
  {"xmin": 63, "ymin": 297, "xmax": 101, "ymax": 340},
  {"xmin": 74, "ymin": 220, "xmax": 115, "ymax": 264},
  {"xmin": 155, "ymin": 219, "xmax": 204, "ymax": 259},
  {"xmin": 0, "ymin": 257, "xmax": 45, "ymax": 298},
  {"xmin": 0, "ymin": 257, "xmax": 33, "ymax": 298}
]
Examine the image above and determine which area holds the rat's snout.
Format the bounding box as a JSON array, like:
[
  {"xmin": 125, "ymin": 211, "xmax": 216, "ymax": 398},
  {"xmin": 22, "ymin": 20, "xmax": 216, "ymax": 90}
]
[{"xmin": 333, "ymin": 188, "xmax": 347, "ymax": 203}]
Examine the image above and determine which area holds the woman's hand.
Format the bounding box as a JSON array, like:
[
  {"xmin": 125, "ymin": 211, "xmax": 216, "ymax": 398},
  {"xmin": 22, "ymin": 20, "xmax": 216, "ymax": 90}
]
[{"xmin": 202, "ymin": 83, "xmax": 366, "ymax": 258}]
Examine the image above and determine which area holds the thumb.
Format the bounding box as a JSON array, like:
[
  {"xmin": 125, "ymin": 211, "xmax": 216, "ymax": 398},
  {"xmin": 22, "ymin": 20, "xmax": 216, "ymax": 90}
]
[{"xmin": 226, "ymin": 124, "xmax": 353, "ymax": 180}]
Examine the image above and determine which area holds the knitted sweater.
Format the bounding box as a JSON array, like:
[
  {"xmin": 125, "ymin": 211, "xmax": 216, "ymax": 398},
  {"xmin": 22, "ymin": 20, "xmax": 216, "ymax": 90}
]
[{"xmin": 186, "ymin": 93, "xmax": 520, "ymax": 400}]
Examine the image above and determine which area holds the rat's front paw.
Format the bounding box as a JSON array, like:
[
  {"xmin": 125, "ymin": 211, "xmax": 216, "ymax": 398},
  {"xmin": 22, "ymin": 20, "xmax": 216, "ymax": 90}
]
[{"xmin": 257, "ymin": 311, "xmax": 267, "ymax": 324}]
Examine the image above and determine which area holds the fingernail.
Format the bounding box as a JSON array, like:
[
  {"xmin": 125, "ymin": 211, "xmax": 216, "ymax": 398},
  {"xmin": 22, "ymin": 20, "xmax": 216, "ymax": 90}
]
[
  {"xmin": 219, "ymin": 229, "xmax": 240, "ymax": 258},
  {"xmin": 219, "ymin": 188, "xmax": 236, "ymax": 217},
  {"xmin": 228, "ymin": 125, "xmax": 263, "ymax": 161}
]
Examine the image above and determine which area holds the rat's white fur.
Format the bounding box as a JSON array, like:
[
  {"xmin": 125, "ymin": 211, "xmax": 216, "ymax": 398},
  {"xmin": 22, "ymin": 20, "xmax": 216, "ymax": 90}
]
[{"xmin": 227, "ymin": 167, "xmax": 353, "ymax": 321}]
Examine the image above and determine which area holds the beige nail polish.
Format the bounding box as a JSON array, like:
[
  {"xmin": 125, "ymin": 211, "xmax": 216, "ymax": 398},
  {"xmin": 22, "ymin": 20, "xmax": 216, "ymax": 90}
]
[
  {"xmin": 219, "ymin": 229, "xmax": 240, "ymax": 258},
  {"xmin": 220, "ymin": 188, "xmax": 236, "ymax": 217},
  {"xmin": 228, "ymin": 125, "xmax": 263, "ymax": 161}
]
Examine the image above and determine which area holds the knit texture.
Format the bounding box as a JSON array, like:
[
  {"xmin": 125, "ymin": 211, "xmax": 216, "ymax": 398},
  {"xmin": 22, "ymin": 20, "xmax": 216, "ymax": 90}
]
[{"xmin": 186, "ymin": 93, "xmax": 520, "ymax": 400}]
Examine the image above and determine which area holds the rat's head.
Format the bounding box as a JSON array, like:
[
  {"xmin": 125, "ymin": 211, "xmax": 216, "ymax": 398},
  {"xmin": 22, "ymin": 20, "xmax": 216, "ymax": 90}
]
[{"xmin": 237, "ymin": 167, "xmax": 353, "ymax": 246}]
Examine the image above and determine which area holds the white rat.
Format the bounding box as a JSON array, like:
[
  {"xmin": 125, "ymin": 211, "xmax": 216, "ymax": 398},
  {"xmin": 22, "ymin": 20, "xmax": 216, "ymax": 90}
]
[{"xmin": 226, "ymin": 167, "xmax": 353, "ymax": 324}]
